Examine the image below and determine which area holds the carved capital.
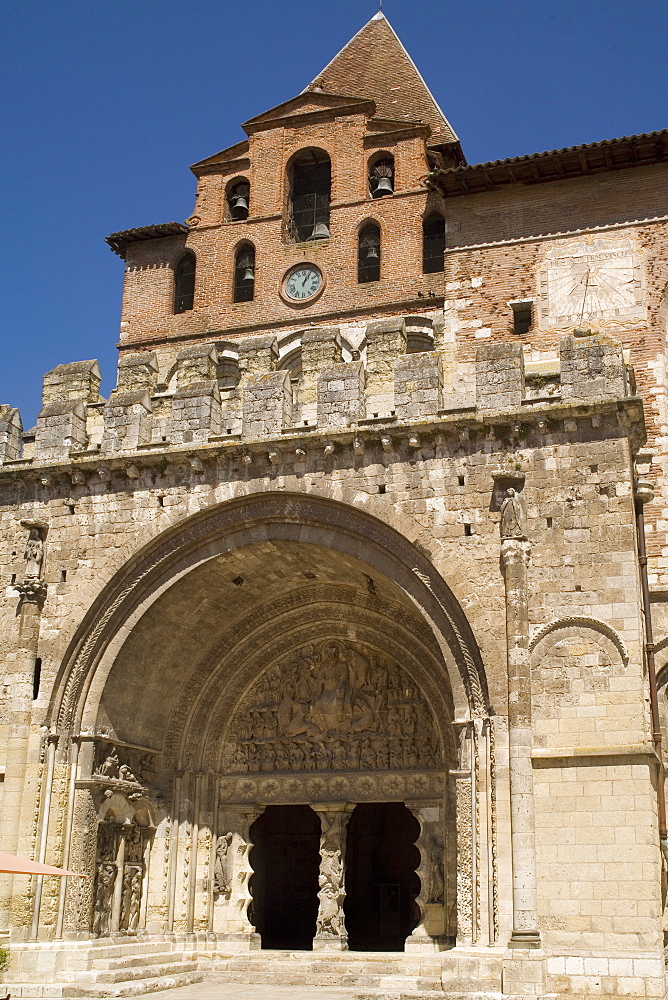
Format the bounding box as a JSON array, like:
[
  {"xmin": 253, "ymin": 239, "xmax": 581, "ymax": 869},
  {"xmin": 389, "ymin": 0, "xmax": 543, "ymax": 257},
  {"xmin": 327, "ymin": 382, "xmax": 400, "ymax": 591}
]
[
  {"xmin": 500, "ymin": 538, "xmax": 531, "ymax": 571},
  {"xmin": 15, "ymin": 577, "xmax": 48, "ymax": 607}
]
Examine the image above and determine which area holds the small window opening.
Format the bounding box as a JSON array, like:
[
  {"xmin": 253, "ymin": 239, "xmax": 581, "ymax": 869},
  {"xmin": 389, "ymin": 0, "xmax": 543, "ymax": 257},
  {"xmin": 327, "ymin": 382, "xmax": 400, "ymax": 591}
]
[
  {"xmin": 511, "ymin": 300, "xmax": 533, "ymax": 335},
  {"xmin": 228, "ymin": 181, "xmax": 250, "ymax": 221},
  {"xmin": 60, "ymin": 570, "xmax": 67, "ymax": 583},
  {"xmin": 358, "ymin": 223, "xmax": 381, "ymax": 283},
  {"xmin": 369, "ymin": 156, "xmax": 394, "ymax": 198},
  {"xmin": 67, "ymin": 503, "xmax": 75, "ymax": 515},
  {"xmin": 423, "ymin": 214, "xmax": 445, "ymax": 274},
  {"xmin": 33, "ymin": 658, "xmax": 41, "ymax": 700},
  {"xmin": 10, "ymin": 573, "xmax": 16, "ymax": 585},
  {"xmin": 547, "ymin": 517, "xmax": 553, "ymax": 528},
  {"xmin": 157, "ymin": 495, "xmax": 165, "ymax": 507},
  {"xmin": 232, "ymin": 575, "xmax": 245, "ymax": 587},
  {"xmin": 590, "ymin": 465, "xmax": 598, "ymax": 474},
  {"xmin": 464, "ymin": 523, "xmax": 472, "ymax": 536},
  {"xmin": 458, "ymin": 475, "xmax": 465, "ymax": 486},
  {"xmin": 289, "ymin": 149, "xmax": 331, "ymax": 242},
  {"xmin": 379, "ymin": 484, "xmax": 386, "ymax": 494},
  {"xmin": 234, "ymin": 245, "xmax": 255, "ymax": 303},
  {"xmin": 174, "ymin": 253, "xmax": 196, "ymax": 313}
]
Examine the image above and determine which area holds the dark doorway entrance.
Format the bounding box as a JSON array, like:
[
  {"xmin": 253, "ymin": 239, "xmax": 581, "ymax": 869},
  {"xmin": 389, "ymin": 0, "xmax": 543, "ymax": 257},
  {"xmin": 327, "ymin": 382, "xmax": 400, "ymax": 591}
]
[
  {"xmin": 344, "ymin": 802, "xmax": 420, "ymax": 951},
  {"xmin": 249, "ymin": 805, "xmax": 321, "ymax": 950}
]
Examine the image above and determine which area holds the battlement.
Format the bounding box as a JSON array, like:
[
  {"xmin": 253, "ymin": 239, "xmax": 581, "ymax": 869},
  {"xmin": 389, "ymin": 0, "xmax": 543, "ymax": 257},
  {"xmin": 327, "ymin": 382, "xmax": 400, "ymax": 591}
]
[{"xmin": 0, "ymin": 325, "xmax": 634, "ymax": 469}]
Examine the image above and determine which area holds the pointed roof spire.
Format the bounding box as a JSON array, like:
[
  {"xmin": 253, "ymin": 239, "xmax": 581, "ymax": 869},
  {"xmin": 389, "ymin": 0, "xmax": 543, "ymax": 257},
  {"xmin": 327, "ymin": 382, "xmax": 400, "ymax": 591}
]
[{"xmin": 305, "ymin": 14, "xmax": 458, "ymax": 145}]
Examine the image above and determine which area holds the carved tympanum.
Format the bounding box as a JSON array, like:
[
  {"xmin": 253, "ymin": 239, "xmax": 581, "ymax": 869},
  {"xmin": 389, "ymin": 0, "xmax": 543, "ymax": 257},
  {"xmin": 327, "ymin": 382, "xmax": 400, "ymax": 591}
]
[{"xmin": 225, "ymin": 640, "xmax": 441, "ymax": 774}]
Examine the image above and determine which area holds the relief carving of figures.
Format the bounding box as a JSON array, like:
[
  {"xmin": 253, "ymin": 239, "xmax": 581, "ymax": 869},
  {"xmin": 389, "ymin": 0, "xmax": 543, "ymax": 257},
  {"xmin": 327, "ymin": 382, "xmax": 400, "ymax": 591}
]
[
  {"xmin": 426, "ymin": 831, "xmax": 445, "ymax": 904},
  {"xmin": 92, "ymin": 863, "xmax": 116, "ymax": 937},
  {"xmin": 213, "ymin": 832, "xmax": 233, "ymax": 896},
  {"xmin": 225, "ymin": 641, "xmax": 442, "ymax": 775},
  {"xmin": 93, "ymin": 743, "xmax": 155, "ymax": 786},
  {"xmin": 120, "ymin": 865, "xmax": 143, "ymax": 932},
  {"xmin": 316, "ymin": 811, "xmax": 348, "ymax": 939}
]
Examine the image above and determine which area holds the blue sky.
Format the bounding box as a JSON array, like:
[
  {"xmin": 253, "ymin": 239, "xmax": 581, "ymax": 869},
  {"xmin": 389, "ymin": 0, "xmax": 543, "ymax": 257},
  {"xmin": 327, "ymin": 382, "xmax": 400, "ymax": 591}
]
[{"xmin": 2, "ymin": 0, "xmax": 666, "ymax": 428}]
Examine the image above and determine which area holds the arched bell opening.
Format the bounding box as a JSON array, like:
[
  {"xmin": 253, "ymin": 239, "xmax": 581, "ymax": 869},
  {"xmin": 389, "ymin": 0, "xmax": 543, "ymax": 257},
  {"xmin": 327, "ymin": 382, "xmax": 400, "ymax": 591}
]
[
  {"xmin": 344, "ymin": 802, "xmax": 420, "ymax": 951},
  {"xmin": 249, "ymin": 805, "xmax": 321, "ymax": 950}
]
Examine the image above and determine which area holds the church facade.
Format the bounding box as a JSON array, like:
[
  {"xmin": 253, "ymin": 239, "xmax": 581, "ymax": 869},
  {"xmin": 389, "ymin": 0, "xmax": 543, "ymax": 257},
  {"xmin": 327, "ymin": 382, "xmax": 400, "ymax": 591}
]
[{"xmin": 1, "ymin": 13, "xmax": 668, "ymax": 999}]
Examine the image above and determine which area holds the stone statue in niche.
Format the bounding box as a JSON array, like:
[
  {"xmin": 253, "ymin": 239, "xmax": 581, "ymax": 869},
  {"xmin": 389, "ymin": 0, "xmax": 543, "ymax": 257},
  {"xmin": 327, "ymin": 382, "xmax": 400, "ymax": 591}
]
[
  {"xmin": 225, "ymin": 640, "xmax": 442, "ymax": 775},
  {"xmin": 92, "ymin": 863, "xmax": 116, "ymax": 937},
  {"xmin": 213, "ymin": 833, "xmax": 234, "ymax": 896},
  {"xmin": 500, "ymin": 488, "xmax": 527, "ymax": 541},
  {"xmin": 21, "ymin": 520, "xmax": 47, "ymax": 580}
]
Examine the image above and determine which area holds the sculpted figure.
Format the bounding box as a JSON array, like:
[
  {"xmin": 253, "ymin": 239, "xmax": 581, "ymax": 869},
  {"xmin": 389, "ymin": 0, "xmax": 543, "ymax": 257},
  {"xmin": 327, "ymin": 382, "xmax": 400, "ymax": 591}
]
[
  {"xmin": 500, "ymin": 487, "xmax": 527, "ymax": 540},
  {"xmin": 426, "ymin": 832, "xmax": 445, "ymax": 904},
  {"xmin": 213, "ymin": 832, "xmax": 234, "ymax": 896},
  {"xmin": 97, "ymin": 749, "xmax": 120, "ymax": 779},
  {"xmin": 92, "ymin": 863, "xmax": 116, "ymax": 937},
  {"xmin": 23, "ymin": 526, "xmax": 44, "ymax": 579},
  {"xmin": 118, "ymin": 763, "xmax": 138, "ymax": 783}
]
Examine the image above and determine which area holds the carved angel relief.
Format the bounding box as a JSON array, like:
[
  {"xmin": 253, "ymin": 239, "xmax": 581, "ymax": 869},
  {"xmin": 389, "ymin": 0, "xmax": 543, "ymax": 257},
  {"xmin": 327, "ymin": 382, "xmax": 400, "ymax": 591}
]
[{"xmin": 224, "ymin": 640, "xmax": 442, "ymax": 775}]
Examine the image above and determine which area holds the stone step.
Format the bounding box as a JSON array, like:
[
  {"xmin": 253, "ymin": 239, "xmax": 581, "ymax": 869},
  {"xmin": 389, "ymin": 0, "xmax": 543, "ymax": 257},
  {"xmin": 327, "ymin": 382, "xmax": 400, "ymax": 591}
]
[
  {"xmin": 60, "ymin": 969, "xmax": 203, "ymax": 997},
  {"xmin": 209, "ymin": 970, "xmax": 443, "ymax": 990},
  {"xmin": 74, "ymin": 952, "xmax": 194, "ymax": 973},
  {"xmin": 61, "ymin": 959, "xmax": 200, "ymax": 985}
]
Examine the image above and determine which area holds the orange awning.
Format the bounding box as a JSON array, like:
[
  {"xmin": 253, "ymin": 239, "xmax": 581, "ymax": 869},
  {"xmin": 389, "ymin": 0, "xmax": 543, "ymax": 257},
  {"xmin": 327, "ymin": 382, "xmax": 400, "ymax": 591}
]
[{"xmin": 0, "ymin": 853, "xmax": 86, "ymax": 877}]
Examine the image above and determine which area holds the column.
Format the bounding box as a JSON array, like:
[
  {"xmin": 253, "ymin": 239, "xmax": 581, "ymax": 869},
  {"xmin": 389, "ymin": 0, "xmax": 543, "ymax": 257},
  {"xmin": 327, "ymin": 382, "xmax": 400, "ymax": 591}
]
[
  {"xmin": 0, "ymin": 575, "xmax": 47, "ymax": 937},
  {"xmin": 499, "ymin": 489, "xmax": 545, "ymax": 995},
  {"xmin": 313, "ymin": 803, "xmax": 352, "ymax": 951}
]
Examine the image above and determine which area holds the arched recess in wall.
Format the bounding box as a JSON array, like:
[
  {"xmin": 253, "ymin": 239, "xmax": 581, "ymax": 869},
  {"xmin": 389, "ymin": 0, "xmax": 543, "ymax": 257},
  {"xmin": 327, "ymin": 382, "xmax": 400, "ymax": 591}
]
[
  {"xmin": 226, "ymin": 177, "xmax": 250, "ymax": 221},
  {"xmin": 49, "ymin": 492, "xmax": 490, "ymax": 740},
  {"xmin": 368, "ymin": 152, "xmax": 395, "ymax": 198},
  {"xmin": 422, "ymin": 213, "xmax": 445, "ymax": 274},
  {"xmin": 173, "ymin": 251, "xmax": 196, "ymax": 313},
  {"xmin": 287, "ymin": 147, "xmax": 331, "ymax": 243},
  {"xmin": 358, "ymin": 221, "xmax": 381, "ymax": 283},
  {"xmin": 233, "ymin": 242, "xmax": 255, "ymax": 302}
]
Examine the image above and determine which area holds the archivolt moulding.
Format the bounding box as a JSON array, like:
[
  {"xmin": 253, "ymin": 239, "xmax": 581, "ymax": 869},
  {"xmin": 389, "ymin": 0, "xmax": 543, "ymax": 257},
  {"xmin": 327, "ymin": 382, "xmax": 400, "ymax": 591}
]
[{"xmin": 529, "ymin": 615, "xmax": 629, "ymax": 665}]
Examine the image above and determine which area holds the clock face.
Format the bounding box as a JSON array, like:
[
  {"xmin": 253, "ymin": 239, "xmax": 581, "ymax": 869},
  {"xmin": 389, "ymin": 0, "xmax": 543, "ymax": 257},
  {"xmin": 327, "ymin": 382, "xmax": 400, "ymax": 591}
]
[{"xmin": 284, "ymin": 265, "xmax": 322, "ymax": 302}]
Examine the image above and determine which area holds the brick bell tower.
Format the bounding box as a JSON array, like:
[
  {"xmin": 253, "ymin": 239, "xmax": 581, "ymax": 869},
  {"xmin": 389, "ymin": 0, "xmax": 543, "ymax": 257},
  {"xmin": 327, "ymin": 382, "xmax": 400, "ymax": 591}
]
[{"xmin": 106, "ymin": 12, "xmax": 464, "ymax": 373}]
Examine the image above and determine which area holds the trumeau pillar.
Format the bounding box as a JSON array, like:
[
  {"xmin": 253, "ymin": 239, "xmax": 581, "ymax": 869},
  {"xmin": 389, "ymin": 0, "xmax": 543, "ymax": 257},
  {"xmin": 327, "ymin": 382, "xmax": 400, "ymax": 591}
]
[
  {"xmin": 313, "ymin": 803, "xmax": 352, "ymax": 951},
  {"xmin": 499, "ymin": 489, "xmax": 546, "ymax": 996},
  {"xmin": 0, "ymin": 521, "xmax": 48, "ymax": 938}
]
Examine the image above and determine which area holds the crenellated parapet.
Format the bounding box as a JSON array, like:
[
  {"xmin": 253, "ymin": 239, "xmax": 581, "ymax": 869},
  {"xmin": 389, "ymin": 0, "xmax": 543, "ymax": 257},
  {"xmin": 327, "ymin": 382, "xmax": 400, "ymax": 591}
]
[{"xmin": 0, "ymin": 325, "xmax": 638, "ymax": 471}]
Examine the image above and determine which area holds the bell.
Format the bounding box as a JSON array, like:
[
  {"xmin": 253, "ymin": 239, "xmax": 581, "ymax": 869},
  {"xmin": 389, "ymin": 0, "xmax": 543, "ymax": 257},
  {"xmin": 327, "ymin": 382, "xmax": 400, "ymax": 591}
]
[
  {"xmin": 231, "ymin": 194, "xmax": 249, "ymax": 220},
  {"xmin": 241, "ymin": 267, "xmax": 255, "ymax": 284},
  {"xmin": 309, "ymin": 221, "xmax": 330, "ymax": 240},
  {"xmin": 373, "ymin": 176, "xmax": 393, "ymax": 197},
  {"xmin": 365, "ymin": 245, "xmax": 380, "ymax": 261}
]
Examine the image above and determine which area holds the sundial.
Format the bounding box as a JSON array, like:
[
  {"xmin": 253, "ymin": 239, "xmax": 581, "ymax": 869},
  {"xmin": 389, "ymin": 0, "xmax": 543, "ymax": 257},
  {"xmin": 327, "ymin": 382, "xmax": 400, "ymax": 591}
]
[{"xmin": 538, "ymin": 236, "xmax": 643, "ymax": 330}]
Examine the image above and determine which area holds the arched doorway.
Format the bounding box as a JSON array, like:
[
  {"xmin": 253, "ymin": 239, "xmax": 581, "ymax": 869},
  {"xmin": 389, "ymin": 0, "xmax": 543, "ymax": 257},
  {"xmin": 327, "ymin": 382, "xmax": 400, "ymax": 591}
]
[
  {"xmin": 47, "ymin": 494, "xmax": 488, "ymax": 946},
  {"xmin": 344, "ymin": 803, "xmax": 420, "ymax": 951},
  {"xmin": 249, "ymin": 805, "xmax": 321, "ymax": 949}
]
